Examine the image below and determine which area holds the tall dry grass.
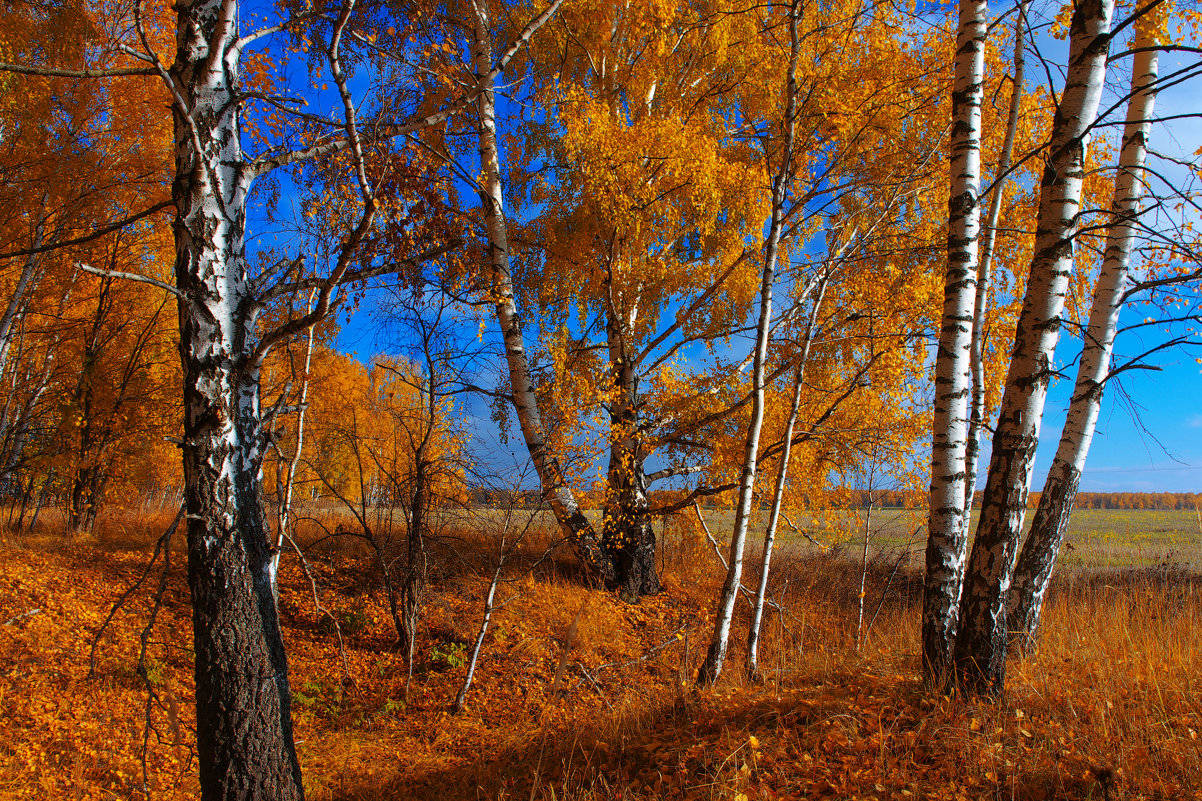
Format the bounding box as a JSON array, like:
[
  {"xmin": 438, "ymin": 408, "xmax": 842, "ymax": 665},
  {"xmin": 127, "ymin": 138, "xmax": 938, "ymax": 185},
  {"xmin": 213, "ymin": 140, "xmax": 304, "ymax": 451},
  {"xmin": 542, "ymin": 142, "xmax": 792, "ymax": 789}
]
[{"xmin": 1, "ymin": 505, "xmax": 1199, "ymax": 800}]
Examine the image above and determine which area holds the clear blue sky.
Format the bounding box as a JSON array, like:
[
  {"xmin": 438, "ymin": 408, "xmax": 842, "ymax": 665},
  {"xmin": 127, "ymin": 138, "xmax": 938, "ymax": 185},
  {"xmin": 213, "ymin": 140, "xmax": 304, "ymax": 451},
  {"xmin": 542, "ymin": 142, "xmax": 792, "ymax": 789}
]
[{"xmin": 316, "ymin": 5, "xmax": 1202, "ymax": 496}]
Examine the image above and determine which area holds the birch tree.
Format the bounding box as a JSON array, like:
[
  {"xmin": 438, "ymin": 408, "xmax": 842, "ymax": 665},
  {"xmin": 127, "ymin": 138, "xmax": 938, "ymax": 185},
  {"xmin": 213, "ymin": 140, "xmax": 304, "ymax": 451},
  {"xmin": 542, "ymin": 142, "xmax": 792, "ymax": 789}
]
[
  {"xmin": 953, "ymin": 0, "xmax": 1115, "ymax": 694},
  {"xmin": 922, "ymin": 0, "xmax": 988, "ymax": 682},
  {"xmin": 962, "ymin": 0, "xmax": 1031, "ymax": 527},
  {"xmin": 745, "ymin": 278, "xmax": 826, "ymax": 677},
  {"xmin": 696, "ymin": 0, "xmax": 802, "ymax": 685},
  {"xmin": 1007, "ymin": 13, "xmax": 1161, "ymax": 649},
  {"xmin": 2, "ymin": 0, "xmax": 560, "ymax": 795},
  {"xmin": 467, "ymin": 0, "xmax": 618, "ymax": 589}
]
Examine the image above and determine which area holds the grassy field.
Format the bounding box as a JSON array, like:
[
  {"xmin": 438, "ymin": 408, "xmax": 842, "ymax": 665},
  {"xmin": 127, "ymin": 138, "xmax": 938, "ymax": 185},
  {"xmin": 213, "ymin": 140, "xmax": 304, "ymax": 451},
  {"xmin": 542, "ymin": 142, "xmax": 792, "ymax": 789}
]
[{"xmin": 682, "ymin": 505, "xmax": 1202, "ymax": 570}]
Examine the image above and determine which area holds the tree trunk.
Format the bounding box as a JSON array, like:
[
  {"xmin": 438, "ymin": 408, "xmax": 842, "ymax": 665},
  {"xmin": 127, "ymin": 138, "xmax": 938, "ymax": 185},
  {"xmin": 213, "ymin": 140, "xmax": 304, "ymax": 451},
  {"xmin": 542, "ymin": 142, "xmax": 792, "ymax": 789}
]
[
  {"xmin": 1007, "ymin": 26, "xmax": 1159, "ymax": 652},
  {"xmin": 401, "ymin": 454, "xmax": 429, "ymax": 657},
  {"xmin": 471, "ymin": 1, "xmax": 614, "ymax": 587},
  {"xmin": 602, "ymin": 442, "xmax": 660, "ymax": 600},
  {"xmin": 963, "ymin": 0, "xmax": 1030, "ymax": 526},
  {"xmin": 923, "ymin": 0, "xmax": 987, "ymax": 683},
  {"xmin": 0, "ymin": 224, "xmax": 46, "ymax": 382},
  {"xmin": 746, "ymin": 277, "xmax": 826, "ymax": 677},
  {"xmin": 272, "ymin": 290, "xmax": 317, "ymax": 585},
  {"xmin": 600, "ymin": 262, "xmax": 661, "ymax": 600},
  {"xmin": 952, "ymin": 0, "xmax": 1113, "ymax": 695},
  {"xmin": 170, "ymin": 0, "xmax": 304, "ymax": 794},
  {"xmin": 697, "ymin": 0, "xmax": 800, "ymax": 685}
]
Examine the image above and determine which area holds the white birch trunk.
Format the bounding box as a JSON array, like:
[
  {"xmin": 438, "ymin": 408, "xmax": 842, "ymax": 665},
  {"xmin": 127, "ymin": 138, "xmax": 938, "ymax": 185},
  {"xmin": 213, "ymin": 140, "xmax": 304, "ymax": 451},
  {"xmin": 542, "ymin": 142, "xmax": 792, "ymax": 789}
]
[
  {"xmin": 855, "ymin": 499, "xmax": 875, "ymax": 651},
  {"xmin": 697, "ymin": 0, "xmax": 800, "ymax": 685},
  {"xmin": 168, "ymin": 0, "xmax": 304, "ymax": 793},
  {"xmin": 922, "ymin": 0, "xmax": 987, "ymax": 682},
  {"xmin": 1007, "ymin": 28, "xmax": 1159, "ymax": 650},
  {"xmin": 452, "ymin": 564, "xmax": 502, "ymax": 714},
  {"xmin": 745, "ymin": 276, "xmax": 827, "ymax": 677},
  {"xmin": 963, "ymin": 0, "xmax": 1030, "ymax": 525},
  {"xmin": 470, "ymin": 1, "xmax": 614, "ymax": 586},
  {"xmin": 953, "ymin": 0, "xmax": 1114, "ymax": 694},
  {"xmin": 272, "ymin": 290, "xmax": 317, "ymax": 586},
  {"xmin": 0, "ymin": 224, "xmax": 46, "ymax": 383}
]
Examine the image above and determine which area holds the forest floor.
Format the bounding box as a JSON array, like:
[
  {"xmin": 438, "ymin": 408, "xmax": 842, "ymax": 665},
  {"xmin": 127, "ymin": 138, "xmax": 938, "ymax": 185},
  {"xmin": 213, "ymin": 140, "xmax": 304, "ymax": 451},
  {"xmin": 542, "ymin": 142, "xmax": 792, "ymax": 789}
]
[{"xmin": 1, "ymin": 506, "xmax": 1200, "ymax": 800}]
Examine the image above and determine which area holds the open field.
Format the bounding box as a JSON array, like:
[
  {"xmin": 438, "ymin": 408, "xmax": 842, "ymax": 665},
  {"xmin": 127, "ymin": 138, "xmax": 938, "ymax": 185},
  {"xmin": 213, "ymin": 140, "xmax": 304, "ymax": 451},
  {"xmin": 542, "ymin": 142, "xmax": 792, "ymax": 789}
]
[
  {"xmin": 0, "ymin": 506, "xmax": 1200, "ymax": 800},
  {"xmin": 687, "ymin": 506, "xmax": 1202, "ymax": 570}
]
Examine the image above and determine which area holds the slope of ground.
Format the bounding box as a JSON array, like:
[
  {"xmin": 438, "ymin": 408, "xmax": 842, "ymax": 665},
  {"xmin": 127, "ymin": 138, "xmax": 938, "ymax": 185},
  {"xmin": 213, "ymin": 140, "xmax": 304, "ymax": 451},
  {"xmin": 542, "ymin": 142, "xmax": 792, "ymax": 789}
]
[{"xmin": 0, "ymin": 508, "xmax": 1199, "ymax": 800}]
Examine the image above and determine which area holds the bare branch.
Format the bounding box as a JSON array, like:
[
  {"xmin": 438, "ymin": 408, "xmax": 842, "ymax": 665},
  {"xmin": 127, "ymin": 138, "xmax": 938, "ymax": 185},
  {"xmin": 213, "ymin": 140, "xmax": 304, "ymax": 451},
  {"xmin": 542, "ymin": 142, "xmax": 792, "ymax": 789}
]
[
  {"xmin": 0, "ymin": 200, "xmax": 174, "ymax": 260},
  {"xmin": 250, "ymin": 0, "xmax": 566, "ymax": 177},
  {"xmin": 0, "ymin": 62, "xmax": 157, "ymax": 78},
  {"xmin": 78, "ymin": 263, "xmax": 182, "ymax": 298}
]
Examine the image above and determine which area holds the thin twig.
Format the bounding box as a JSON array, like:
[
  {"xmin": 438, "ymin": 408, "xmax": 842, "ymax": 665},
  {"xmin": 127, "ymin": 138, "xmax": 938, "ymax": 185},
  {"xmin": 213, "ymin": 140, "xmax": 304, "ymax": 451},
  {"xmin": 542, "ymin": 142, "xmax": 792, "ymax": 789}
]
[
  {"xmin": 2, "ymin": 609, "xmax": 39, "ymax": 626},
  {"xmin": 283, "ymin": 532, "xmax": 353, "ymax": 685},
  {"xmin": 87, "ymin": 506, "xmax": 185, "ymax": 678},
  {"xmin": 780, "ymin": 513, "xmax": 829, "ymax": 550}
]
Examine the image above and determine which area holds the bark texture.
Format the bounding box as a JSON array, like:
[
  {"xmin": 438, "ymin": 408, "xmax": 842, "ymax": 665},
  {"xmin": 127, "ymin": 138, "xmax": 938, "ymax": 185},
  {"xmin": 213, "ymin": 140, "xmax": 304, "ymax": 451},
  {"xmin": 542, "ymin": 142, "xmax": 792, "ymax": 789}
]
[
  {"xmin": 1008, "ymin": 30, "xmax": 1159, "ymax": 651},
  {"xmin": 923, "ymin": 0, "xmax": 987, "ymax": 683},
  {"xmin": 170, "ymin": 0, "xmax": 304, "ymax": 794},
  {"xmin": 953, "ymin": 0, "xmax": 1113, "ymax": 695},
  {"xmin": 963, "ymin": 0, "xmax": 1030, "ymax": 526}
]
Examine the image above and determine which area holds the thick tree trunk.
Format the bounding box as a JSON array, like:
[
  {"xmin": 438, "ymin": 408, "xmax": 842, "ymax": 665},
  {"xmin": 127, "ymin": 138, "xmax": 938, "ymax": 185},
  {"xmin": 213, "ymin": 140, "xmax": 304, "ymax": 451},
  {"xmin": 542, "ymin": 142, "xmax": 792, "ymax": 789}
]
[
  {"xmin": 963, "ymin": 0, "xmax": 1030, "ymax": 525},
  {"xmin": 922, "ymin": 0, "xmax": 986, "ymax": 683},
  {"xmin": 170, "ymin": 0, "xmax": 304, "ymax": 795},
  {"xmin": 697, "ymin": 0, "xmax": 800, "ymax": 685},
  {"xmin": 471, "ymin": 2, "xmax": 614, "ymax": 586},
  {"xmin": 952, "ymin": 0, "xmax": 1113, "ymax": 695},
  {"xmin": 600, "ymin": 268, "xmax": 661, "ymax": 600},
  {"xmin": 602, "ymin": 442, "xmax": 660, "ymax": 600},
  {"xmin": 1008, "ymin": 30, "xmax": 1159, "ymax": 651}
]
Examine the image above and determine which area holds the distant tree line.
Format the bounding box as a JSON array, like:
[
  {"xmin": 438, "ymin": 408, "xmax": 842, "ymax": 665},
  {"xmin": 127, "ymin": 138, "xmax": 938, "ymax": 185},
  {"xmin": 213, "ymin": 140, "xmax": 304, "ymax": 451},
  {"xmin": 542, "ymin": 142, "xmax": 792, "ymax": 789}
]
[{"xmin": 838, "ymin": 489, "xmax": 1202, "ymax": 512}]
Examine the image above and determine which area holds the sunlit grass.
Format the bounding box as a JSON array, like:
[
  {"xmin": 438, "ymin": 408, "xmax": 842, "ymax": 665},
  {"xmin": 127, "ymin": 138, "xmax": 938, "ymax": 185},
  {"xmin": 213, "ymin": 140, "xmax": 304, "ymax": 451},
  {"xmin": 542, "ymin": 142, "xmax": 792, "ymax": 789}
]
[{"xmin": 1, "ymin": 505, "xmax": 1199, "ymax": 799}]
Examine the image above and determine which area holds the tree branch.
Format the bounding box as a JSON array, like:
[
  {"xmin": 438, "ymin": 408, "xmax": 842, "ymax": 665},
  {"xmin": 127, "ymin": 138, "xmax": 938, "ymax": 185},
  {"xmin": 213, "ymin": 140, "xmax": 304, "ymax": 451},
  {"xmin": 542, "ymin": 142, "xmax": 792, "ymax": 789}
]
[
  {"xmin": 0, "ymin": 62, "xmax": 157, "ymax": 78},
  {"xmin": 78, "ymin": 263, "xmax": 182, "ymax": 298},
  {"xmin": 0, "ymin": 200, "xmax": 174, "ymax": 260}
]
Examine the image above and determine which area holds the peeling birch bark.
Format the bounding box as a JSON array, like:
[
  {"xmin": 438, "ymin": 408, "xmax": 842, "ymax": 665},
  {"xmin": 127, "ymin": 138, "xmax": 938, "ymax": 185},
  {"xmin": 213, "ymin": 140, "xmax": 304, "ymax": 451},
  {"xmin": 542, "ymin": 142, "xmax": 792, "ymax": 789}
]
[
  {"xmin": 923, "ymin": 0, "xmax": 987, "ymax": 683},
  {"xmin": 1008, "ymin": 24, "xmax": 1159, "ymax": 651},
  {"xmin": 953, "ymin": 0, "xmax": 1114, "ymax": 695},
  {"xmin": 168, "ymin": 0, "xmax": 303, "ymax": 794}
]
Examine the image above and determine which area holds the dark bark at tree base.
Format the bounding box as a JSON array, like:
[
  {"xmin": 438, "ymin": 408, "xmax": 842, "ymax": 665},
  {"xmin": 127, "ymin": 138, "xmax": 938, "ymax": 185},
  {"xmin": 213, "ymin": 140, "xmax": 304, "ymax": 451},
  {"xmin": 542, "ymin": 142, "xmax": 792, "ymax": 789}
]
[
  {"xmin": 185, "ymin": 449, "xmax": 304, "ymax": 800},
  {"xmin": 1008, "ymin": 465, "xmax": 1081, "ymax": 653},
  {"xmin": 605, "ymin": 518, "xmax": 661, "ymax": 601},
  {"xmin": 951, "ymin": 434, "xmax": 1034, "ymax": 696}
]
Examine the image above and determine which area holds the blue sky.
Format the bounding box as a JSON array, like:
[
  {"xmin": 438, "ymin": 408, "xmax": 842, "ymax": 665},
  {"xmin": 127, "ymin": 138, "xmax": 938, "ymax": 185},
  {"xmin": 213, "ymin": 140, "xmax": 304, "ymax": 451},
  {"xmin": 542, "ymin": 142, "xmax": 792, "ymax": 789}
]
[
  {"xmin": 1022, "ymin": 8, "xmax": 1202, "ymax": 494},
  {"xmin": 1034, "ymin": 334, "xmax": 1201, "ymax": 493},
  {"xmin": 274, "ymin": 1, "xmax": 1201, "ymax": 496}
]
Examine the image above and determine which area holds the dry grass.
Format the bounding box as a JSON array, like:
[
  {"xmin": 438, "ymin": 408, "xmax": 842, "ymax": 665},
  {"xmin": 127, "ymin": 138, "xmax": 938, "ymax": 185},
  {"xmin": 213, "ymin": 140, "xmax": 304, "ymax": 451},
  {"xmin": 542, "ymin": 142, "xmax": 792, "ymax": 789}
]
[{"xmin": 0, "ymin": 507, "xmax": 1199, "ymax": 800}]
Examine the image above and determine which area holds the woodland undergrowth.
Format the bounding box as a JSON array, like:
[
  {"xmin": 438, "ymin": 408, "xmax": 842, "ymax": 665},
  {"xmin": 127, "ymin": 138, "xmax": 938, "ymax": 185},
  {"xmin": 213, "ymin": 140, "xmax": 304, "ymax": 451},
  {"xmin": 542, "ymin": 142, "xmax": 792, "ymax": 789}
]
[{"xmin": 0, "ymin": 508, "xmax": 1199, "ymax": 800}]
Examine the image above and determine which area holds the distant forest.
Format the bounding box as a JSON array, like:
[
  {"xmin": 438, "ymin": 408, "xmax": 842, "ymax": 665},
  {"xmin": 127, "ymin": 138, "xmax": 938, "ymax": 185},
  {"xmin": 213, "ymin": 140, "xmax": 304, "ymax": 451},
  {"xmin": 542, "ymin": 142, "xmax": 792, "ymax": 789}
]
[
  {"xmin": 476, "ymin": 489, "xmax": 1202, "ymax": 512},
  {"xmin": 862, "ymin": 491, "xmax": 1202, "ymax": 511}
]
